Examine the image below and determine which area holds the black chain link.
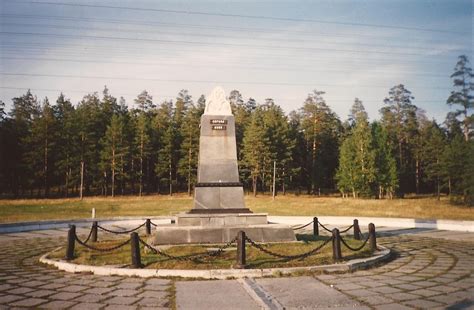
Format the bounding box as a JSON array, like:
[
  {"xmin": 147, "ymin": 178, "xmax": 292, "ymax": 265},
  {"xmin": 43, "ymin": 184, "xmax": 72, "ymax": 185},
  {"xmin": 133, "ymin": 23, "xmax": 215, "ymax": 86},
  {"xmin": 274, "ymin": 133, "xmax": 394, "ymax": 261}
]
[
  {"xmin": 292, "ymin": 220, "xmax": 314, "ymax": 231},
  {"xmin": 339, "ymin": 234, "xmax": 370, "ymax": 251},
  {"xmin": 245, "ymin": 236, "xmax": 333, "ymax": 261},
  {"xmin": 75, "ymin": 234, "xmax": 131, "ymax": 252},
  {"xmin": 81, "ymin": 225, "xmax": 94, "ymax": 244},
  {"xmin": 339, "ymin": 225, "xmax": 354, "ymax": 233},
  {"xmin": 149, "ymin": 221, "xmax": 159, "ymax": 227},
  {"xmin": 138, "ymin": 237, "xmax": 238, "ymax": 261},
  {"xmin": 318, "ymin": 222, "xmax": 333, "ymax": 233},
  {"xmin": 97, "ymin": 222, "xmax": 146, "ymax": 234}
]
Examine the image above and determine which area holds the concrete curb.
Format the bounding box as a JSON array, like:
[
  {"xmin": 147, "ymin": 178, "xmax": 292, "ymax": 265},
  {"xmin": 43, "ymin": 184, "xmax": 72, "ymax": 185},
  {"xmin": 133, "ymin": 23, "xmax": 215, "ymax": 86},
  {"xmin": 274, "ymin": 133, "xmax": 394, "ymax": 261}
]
[
  {"xmin": 2, "ymin": 215, "xmax": 473, "ymax": 234},
  {"xmin": 39, "ymin": 246, "xmax": 391, "ymax": 280},
  {"xmin": 269, "ymin": 216, "xmax": 474, "ymax": 232}
]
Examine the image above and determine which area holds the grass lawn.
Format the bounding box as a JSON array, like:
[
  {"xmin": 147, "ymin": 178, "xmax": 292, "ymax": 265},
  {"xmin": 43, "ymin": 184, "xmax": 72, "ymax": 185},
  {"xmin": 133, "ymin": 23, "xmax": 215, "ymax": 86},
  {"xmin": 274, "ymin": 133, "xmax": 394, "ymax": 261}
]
[
  {"xmin": 0, "ymin": 194, "xmax": 473, "ymax": 223},
  {"xmin": 48, "ymin": 234, "xmax": 371, "ymax": 269}
]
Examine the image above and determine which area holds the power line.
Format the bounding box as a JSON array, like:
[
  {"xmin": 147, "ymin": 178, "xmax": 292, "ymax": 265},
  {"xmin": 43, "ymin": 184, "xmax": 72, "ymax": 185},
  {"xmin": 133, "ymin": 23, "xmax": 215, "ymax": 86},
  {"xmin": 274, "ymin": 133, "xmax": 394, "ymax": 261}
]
[
  {"xmin": 1, "ymin": 13, "xmax": 463, "ymax": 44},
  {"xmin": 13, "ymin": 1, "xmax": 466, "ymax": 35},
  {"xmin": 0, "ymin": 41, "xmax": 457, "ymax": 65},
  {"xmin": 0, "ymin": 72, "xmax": 452, "ymax": 90},
  {"xmin": 1, "ymin": 20, "xmax": 460, "ymax": 52},
  {"xmin": 0, "ymin": 31, "xmax": 455, "ymax": 58},
  {"xmin": 0, "ymin": 56, "xmax": 449, "ymax": 79}
]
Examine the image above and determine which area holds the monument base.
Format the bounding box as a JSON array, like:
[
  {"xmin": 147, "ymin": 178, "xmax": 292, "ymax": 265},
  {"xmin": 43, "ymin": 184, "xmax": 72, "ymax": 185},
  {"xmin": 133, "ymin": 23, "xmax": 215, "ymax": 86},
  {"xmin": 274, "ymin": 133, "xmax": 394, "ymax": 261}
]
[
  {"xmin": 149, "ymin": 213, "xmax": 296, "ymax": 245},
  {"xmin": 150, "ymin": 224, "xmax": 296, "ymax": 245},
  {"xmin": 177, "ymin": 213, "xmax": 266, "ymax": 226}
]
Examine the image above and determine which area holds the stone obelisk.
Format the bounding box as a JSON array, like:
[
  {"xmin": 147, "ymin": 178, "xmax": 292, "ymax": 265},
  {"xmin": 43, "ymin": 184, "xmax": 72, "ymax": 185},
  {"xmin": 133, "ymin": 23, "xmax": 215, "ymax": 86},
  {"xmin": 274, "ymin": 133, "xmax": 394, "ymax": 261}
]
[{"xmin": 190, "ymin": 86, "xmax": 251, "ymax": 214}]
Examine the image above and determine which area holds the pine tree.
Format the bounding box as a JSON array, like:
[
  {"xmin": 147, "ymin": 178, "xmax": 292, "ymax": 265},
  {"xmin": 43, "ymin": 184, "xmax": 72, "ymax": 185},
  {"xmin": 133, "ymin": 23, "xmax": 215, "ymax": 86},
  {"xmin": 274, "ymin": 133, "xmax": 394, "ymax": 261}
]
[
  {"xmin": 229, "ymin": 90, "xmax": 250, "ymax": 159},
  {"xmin": 420, "ymin": 121, "xmax": 446, "ymax": 200},
  {"xmin": 380, "ymin": 84, "xmax": 418, "ymax": 195},
  {"xmin": 336, "ymin": 100, "xmax": 375, "ymax": 197},
  {"xmin": 173, "ymin": 90, "xmax": 191, "ymax": 190},
  {"xmin": 100, "ymin": 115, "xmax": 127, "ymax": 197},
  {"xmin": 178, "ymin": 102, "xmax": 202, "ymax": 195},
  {"xmin": 76, "ymin": 93, "xmax": 102, "ymax": 198},
  {"xmin": 336, "ymin": 136, "xmax": 357, "ymax": 197},
  {"xmin": 447, "ymin": 55, "xmax": 474, "ymax": 141},
  {"xmin": 300, "ymin": 90, "xmax": 341, "ymax": 194},
  {"xmin": 242, "ymin": 108, "xmax": 270, "ymax": 196},
  {"xmin": 0, "ymin": 101, "xmax": 5, "ymax": 120},
  {"xmin": 54, "ymin": 93, "xmax": 77, "ymax": 197},
  {"xmin": 23, "ymin": 97, "xmax": 56, "ymax": 197},
  {"xmin": 134, "ymin": 90, "xmax": 155, "ymax": 112},
  {"xmin": 154, "ymin": 101, "xmax": 175, "ymax": 195},
  {"xmin": 441, "ymin": 134, "xmax": 471, "ymax": 204},
  {"xmin": 10, "ymin": 90, "xmax": 40, "ymax": 196},
  {"xmin": 133, "ymin": 91, "xmax": 154, "ymax": 196},
  {"xmin": 371, "ymin": 122, "xmax": 398, "ymax": 199},
  {"xmin": 260, "ymin": 99, "xmax": 295, "ymax": 195}
]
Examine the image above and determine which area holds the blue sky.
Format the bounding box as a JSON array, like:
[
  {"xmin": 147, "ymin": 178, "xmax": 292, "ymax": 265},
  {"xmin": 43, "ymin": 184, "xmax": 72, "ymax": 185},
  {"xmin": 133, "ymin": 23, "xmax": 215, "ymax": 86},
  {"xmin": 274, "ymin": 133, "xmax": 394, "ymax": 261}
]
[{"xmin": 0, "ymin": 0, "xmax": 472, "ymax": 122}]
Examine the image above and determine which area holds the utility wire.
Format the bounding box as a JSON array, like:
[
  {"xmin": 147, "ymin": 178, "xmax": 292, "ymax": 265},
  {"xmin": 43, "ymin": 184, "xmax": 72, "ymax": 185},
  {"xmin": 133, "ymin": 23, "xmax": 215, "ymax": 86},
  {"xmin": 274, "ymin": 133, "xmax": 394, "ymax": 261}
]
[
  {"xmin": 0, "ymin": 40, "xmax": 457, "ymax": 66},
  {"xmin": 0, "ymin": 56, "xmax": 449, "ymax": 79},
  {"xmin": 1, "ymin": 13, "xmax": 464, "ymax": 43},
  {"xmin": 1, "ymin": 21, "xmax": 458, "ymax": 52},
  {"xmin": 0, "ymin": 72, "xmax": 452, "ymax": 90},
  {"xmin": 0, "ymin": 31, "xmax": 456, "ymax": 57},
  {"xmin": 10, "ymin": 1, "xmax": 466, "ymax": 35}
]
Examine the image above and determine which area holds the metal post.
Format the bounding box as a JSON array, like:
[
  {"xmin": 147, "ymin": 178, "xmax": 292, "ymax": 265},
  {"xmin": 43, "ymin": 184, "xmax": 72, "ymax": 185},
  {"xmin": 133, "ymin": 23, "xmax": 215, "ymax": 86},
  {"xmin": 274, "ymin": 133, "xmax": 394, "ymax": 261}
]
[
  {"xmin": 65, "ymin": 225, "xmax": 76, "ymax": 260},
  {"xmin": 313, "ymin": 217, "xmax": 319, "ymax": 236},
  {"xmin": 332, "ymin": 228, "xmax": 342, "ymax": 261},
  {"xmin": 146, "ymin": 219, "xmax": 152, "ymax": 236},
  {"xmin": 130, "ymin": 232, "xmax": 142, "ymax": 268},
  {"xmin": 353, "ymin": 219, "xmax": 361, "ymax": 240},
  {"xmin": 91, "ymin": 221, "xmax": 98, "ymax": 242},
  {"xmin": 369, "ymin": 223, "xmax": 377, "ymax": 253},
  {"xmin": 236, "ymin": 231, "xmax": 246, "ymax": 269}
]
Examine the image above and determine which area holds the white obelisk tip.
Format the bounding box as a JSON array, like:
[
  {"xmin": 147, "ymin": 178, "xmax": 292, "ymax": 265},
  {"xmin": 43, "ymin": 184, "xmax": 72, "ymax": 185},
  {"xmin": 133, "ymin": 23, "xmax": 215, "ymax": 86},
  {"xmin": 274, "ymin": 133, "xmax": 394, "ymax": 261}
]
[{"xmin": 204, "ymin": 86, "xmax": 232, "ymax": 115}]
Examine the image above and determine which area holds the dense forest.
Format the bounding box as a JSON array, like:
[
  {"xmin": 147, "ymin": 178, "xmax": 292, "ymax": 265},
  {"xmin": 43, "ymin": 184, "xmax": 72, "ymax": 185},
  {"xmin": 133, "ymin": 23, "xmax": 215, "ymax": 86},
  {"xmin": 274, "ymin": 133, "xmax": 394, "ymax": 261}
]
[{"xmin": 0, "ymin": 55, "xmax": 473, "ymax": 204}]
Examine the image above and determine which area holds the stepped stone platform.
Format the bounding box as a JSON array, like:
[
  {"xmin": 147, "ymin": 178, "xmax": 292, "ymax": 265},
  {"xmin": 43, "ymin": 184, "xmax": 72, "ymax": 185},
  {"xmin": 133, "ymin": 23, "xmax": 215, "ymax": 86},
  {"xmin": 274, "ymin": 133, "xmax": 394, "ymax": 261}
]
[{"xmin": 150, "ymin": 213, "xmax": 295, "ymax": 245}]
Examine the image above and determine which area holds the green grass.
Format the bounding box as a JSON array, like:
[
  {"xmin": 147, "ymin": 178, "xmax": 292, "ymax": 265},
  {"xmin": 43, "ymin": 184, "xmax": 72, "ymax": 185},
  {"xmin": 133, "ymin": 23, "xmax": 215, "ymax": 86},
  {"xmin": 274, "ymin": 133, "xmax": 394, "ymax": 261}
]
[
  {"xmin": 0, "ymin": 194, "xmax": 473, "ymax": 223},
  {"xmin": 48, "ymin": 234, "xmax": 371, "ymax": 269}
]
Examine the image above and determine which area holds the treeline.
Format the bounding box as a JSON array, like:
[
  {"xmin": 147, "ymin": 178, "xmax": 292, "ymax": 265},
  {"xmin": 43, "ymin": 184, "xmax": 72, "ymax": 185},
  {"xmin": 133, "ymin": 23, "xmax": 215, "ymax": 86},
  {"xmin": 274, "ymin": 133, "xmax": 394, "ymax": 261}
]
[{"xmin": 0, "ymin": 55, "xmax": 472, "ymax": 204}]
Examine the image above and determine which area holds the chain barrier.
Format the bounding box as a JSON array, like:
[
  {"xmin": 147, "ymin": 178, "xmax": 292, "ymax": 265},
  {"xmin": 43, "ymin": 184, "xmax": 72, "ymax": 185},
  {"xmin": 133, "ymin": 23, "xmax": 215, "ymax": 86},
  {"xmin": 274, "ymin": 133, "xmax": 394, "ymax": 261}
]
[
  {"xmin": 149, "ymin": 221, "xmax": 159, "ymax": 227},
  {"xmin": 138, "ymin": 237, "xmax": 238, "ymax": 261},
  {"xmin": 81, "ymin": 225, "xmax": 94, "ymax": 244},
  {"xmin": 75, "ymin": 234, "xmax": 131, "ymax": 252},
  {"xmin": 339, "ymin": 234, "xmax": 370, "ymax": 252},
  {"xmin": 318, "ymin": 222, "xmax": 333, "ymax": 233},
  {"xmin": 292, "ymin": 220, "xmax": 314, "ymax": 231},
  {"xmin": 97, "ymin": 222, "xmax": 146, "ymax": 234},
  {"xmin": 339, "ymin": 225, "xmax": 354, "ymax": 233},
  {"xmin": 245, "ymin": 236, "xmax": 333, "ymax": 261}
]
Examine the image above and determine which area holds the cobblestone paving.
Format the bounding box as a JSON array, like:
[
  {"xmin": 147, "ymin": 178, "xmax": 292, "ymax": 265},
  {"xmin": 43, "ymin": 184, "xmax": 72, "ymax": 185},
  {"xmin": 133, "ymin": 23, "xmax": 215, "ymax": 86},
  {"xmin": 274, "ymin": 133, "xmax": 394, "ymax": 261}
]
[
  {"xmin": 0, "ymin": 229, "xmax": 473, "ymax": 309},
  {"xmin": 0, "ymin": 232, "xmax": 172, "ymax": 309},
  {"xmin": 316, "ymin": 236, "xmax": 474, "ymax": 309}
]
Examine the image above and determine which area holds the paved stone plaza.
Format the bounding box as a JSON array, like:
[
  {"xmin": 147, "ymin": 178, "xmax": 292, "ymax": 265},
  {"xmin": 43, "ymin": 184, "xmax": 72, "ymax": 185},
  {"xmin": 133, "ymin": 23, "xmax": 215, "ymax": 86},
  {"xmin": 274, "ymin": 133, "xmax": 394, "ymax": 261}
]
[{"xmin": 0, "ymin": 227, "xmax": 473, "ymax": 309}]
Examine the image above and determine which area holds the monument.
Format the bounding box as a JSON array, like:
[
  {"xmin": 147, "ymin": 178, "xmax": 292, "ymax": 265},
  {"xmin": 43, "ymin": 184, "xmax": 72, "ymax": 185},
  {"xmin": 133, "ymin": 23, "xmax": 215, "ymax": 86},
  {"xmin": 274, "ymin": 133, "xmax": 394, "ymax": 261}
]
[{"xmin": 151, "ymin": 87, "xmax": 295, "ymax": 244}]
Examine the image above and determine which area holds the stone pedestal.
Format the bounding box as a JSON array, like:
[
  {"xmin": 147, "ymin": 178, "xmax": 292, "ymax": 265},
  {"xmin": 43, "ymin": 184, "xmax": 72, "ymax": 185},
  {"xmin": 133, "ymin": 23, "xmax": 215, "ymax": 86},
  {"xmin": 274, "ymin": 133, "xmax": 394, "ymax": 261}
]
[{"xmin": 192, "ymin": 114, "xmax": 251, "ymax": 213}]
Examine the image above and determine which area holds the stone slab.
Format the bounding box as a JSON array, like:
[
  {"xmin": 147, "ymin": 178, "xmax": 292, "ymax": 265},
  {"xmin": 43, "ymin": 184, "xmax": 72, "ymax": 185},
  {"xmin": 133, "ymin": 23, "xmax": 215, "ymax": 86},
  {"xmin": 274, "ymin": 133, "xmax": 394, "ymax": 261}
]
[
  {"xmin": 176, "ymin": 213, "xmax": 267, "ymax": 227},
  {"xmin": 176, "ymin": 280, "xmax": 260, "ymax": 310},
  {"xmin": 255, "ymin": 276, "xmax": 366, "ymax": 309},
  {"xmin": 150, "ymin": 224, "xmax": 296, "ymax": 245}
]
